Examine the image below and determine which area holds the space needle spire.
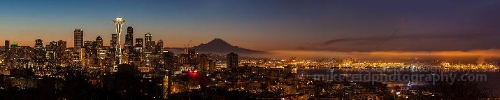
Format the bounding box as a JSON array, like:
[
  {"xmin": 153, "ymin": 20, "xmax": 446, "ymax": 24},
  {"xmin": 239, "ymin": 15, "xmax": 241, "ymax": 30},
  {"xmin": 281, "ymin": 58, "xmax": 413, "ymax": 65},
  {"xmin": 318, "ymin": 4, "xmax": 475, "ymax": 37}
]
[{"xmin": 113, "ymin": 17, "xmax": 125, "ymax": 65}]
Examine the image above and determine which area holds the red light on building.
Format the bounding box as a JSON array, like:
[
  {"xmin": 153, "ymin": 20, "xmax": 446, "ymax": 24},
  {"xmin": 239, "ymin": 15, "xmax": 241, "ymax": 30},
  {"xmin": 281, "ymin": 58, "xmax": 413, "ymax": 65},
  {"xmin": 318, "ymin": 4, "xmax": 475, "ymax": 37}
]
[{"xmin": 188, "ymin": 70, "xmax": 198, "ymax": 80}]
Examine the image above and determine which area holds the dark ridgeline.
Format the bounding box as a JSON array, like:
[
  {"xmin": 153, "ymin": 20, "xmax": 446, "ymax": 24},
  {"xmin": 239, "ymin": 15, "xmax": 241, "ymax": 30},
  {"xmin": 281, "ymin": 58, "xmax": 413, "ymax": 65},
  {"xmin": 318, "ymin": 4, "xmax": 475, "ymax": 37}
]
[{"xmin": 191, "ymin": 38, "xmax": 266, "ymax": 55}]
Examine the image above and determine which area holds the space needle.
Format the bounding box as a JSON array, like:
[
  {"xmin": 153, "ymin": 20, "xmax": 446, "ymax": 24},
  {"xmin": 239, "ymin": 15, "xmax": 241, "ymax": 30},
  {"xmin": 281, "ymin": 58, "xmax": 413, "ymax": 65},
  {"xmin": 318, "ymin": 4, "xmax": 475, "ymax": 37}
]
[{"xmin": 113, "ymin": 17, "xmax": 125, "ymax": 65}]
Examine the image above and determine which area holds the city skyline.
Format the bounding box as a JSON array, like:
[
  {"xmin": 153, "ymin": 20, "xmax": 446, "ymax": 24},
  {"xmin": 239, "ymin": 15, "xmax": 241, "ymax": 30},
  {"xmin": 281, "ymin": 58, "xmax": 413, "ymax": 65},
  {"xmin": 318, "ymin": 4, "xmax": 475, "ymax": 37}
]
[
  {"xmin": 1, "ymin": 0, "xmax": 500, "ymax": 59},
  {"xmin": 0, "ymin": 1, "xmax": 499, "ymax": 99}
]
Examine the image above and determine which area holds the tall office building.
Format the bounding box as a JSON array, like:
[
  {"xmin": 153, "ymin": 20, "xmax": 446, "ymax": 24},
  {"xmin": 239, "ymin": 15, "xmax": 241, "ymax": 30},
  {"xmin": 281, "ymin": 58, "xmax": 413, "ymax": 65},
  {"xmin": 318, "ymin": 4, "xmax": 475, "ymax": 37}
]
[
  {"xmin": 83, "ymin": 41, "xmax": 93, "ymax": 55},
  {"xmin": 46, "ymin": 41, "xmax": 58, "ymax": 64},
  {"xmin": 5, "ymin": 40, "xmax": 9, "ymax": 51},
  {"xmin": 197, "ymin": 54, "xmax": 210, "ymax": 71},
  {"xmin": 125, "ymin": 26, "xmax": 134, "ymax": 48},
  {"xmin": 96, "ymin": 36, "xmax": 103, "ymax": 47},
  {"xmin": 74, "ymin": 29, "xmax": 83, "ymax": 49},
  {"xmin": 81, "ymin": 41, "xmax": 92, "ymax": 67},
  {"xmin": 57, "ymin": 40, "xmax": 67, "ymax": 50},
  {"xmin": 227, "ymin": 52, "xmax": 239, "ymax": 70},
  {"xmin": 135, "ymin": 38, "xmax": 143, "ymax": 47},
  {"xmin": 145, "ymin": 33, "xmax": 153, "ymax": 51},
  {"xmin": 73, "ymin": 29, "xmax": 84, "ymax": 66},
  {"xmin": 111, "ymin": 34, "xmax": 118, "ymax": 50},
  {"xmin": 163, "ymin": 51, "xmax": 175, "ymax": 68},
  {"xmin": 155, "ymin": 40, "xmax": 163, "ymax": 54},
  {"xmin": 4, "ymin": 40, "xmax": 10, "ymax": 67},
  {"xmin": 111, "ymin": 34, "xmax": 118, "ymax": 47},
  {"xmin": 129, "ymin": 38, "xmax": 143, "ymax": 66},
  {"xmin": 84, "ymin": 41, "xmax": 93, "ymax": 50},
  {"xmin": 124, "ymin": 26, "xmax": 134, "ymax": 64},
  {"xmin": 34, "ymin": 39, "xmax": 45, "ymax": 64},
  {"xmin": 135, "ymin": 38, "xmax": 144, "ymax": 53},
  {"xmin": 110, "ymin": 34, "xmax": 118, "ymax": 61},
  {"xmin": 55, "ymin": 40, "xmax": 67, "ymax": 65},
  {"xmin": 56, "ymin": 40, "xmax": 68, "ymax": 66},
  {"xmin": 150, "ymin": 41, "xmax": 155, "ymax": 50},
  {"xmin": 35, "ymin": 39, "xmax": 43, "ymax": 49},
  {"xmin": 188, "ymin": 49, "xmax": 197, "ymax": 64},
  {"xmin": 145, "ymin": 33, "xmax": 152, "ymax": 43},
  {"xmin": 8, "ymin": 42, "xmax": 19, "ymax": 68}
]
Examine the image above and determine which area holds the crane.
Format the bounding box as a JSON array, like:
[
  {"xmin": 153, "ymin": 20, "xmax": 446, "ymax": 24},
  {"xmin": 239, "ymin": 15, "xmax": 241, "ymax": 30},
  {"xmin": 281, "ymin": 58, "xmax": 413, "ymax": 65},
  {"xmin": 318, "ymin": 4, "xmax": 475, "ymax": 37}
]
[{"xmin": 184, "ymin": 40, "xmax": 192, "ymax": 54}]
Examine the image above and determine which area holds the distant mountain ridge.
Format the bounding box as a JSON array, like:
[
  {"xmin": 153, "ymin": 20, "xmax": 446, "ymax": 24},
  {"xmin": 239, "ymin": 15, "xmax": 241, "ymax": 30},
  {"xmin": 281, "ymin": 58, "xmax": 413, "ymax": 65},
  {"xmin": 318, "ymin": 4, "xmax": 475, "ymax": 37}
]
[
  {"xmin": 191, "ymin": 38, "xmax": 265, "ymax": 55},
  {"xmin": 165, "ymin": 38, "xmax": 266, "ymax": 55}
]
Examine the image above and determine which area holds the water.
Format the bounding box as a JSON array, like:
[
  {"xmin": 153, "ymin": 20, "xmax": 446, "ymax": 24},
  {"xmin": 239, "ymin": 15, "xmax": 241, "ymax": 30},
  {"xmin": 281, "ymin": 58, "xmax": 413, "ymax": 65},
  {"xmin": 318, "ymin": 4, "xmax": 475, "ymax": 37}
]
[{"xmin": 298, "ymin": 69, "xmax": 500, "ymax": 96}]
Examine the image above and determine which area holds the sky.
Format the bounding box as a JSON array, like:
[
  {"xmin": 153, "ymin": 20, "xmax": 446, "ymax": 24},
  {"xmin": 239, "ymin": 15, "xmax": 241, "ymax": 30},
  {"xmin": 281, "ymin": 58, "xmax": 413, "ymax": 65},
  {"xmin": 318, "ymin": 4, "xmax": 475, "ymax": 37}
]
[{"xmin": 1, "ymin": 0, "xmax": 500, "ymax": 59}]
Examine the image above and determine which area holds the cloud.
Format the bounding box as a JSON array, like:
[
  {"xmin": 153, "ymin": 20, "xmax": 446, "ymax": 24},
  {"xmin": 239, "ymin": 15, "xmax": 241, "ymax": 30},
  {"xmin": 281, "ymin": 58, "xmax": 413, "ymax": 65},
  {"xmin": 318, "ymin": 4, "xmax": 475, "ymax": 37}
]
[
  {"xmin": 321, "ymin": 32, "xmax": 487, "ymax": 46},
  {"xmin": 321, "ymin": 37, "xmax": 389, "ymax": 46}
]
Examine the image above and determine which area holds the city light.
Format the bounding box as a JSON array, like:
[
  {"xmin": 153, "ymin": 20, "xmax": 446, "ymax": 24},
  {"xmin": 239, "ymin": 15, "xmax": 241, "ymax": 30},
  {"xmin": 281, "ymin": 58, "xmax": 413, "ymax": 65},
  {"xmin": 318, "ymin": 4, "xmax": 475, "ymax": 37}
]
[{"xmin": 0, "ymin": 1, "xmax": 498, "ymax": 99}]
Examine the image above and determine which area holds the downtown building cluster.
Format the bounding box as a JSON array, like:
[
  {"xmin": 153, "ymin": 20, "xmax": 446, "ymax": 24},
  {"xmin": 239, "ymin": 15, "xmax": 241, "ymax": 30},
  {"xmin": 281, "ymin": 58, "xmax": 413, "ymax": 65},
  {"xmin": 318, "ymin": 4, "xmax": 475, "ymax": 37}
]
[
  {"xmin": 0, "ymin": 18, "xmax": 242, "ymax": 76},
  {"xmin": 72, "ymin": 27, "xmax": 168, "ymax": 71},
  {"xmin": 0, "ymin": 17, "xmax": 242, "ymax": 99},
  {"xmin": 0, "ymin": 26, "xmax": 227, "ymax": 75}
]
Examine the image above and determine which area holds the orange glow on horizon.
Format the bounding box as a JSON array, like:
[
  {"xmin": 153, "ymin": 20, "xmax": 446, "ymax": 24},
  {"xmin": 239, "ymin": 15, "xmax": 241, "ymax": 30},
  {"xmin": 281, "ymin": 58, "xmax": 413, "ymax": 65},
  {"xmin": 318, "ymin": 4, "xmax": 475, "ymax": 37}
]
[{"xmin": 265, "ymin": 49, "xmax": 500, "ymax": 59}]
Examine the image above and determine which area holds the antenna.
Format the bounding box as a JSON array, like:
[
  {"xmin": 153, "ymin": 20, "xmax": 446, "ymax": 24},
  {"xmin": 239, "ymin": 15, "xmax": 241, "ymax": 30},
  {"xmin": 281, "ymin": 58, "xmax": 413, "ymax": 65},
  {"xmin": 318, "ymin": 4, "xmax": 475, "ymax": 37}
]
[{"xmin": 184, "ymin": 40, "xmax": 192, "ymax": 54}]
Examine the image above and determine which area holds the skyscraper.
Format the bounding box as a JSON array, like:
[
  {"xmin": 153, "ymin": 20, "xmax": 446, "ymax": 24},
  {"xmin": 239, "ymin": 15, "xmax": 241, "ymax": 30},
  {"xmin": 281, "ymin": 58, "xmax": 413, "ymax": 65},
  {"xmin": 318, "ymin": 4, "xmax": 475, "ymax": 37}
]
[
  {"xmin": 197, "ymin": 54, "xmax": 210, "ymax": 71},
  {"xmin": 135, "ymin": 38, "xmax": 144, "ymax": 53},
  {"xmin": 96, "ymin": 36, "xmax": 103, "ymax": 47},
  {"xmin": 188, "ymin": 49, "xmax": 197, "ymax": 64},
  {"xmin": 56, "ymin": 40, "xmax": 67, "ymax": 65},
  {"xmin": 46, "ymin": 41, "xmax": 58, "ymax": 65},
  {"xmin": 95, "ymin": 36, "xmax": 106, "ymax": 65},
  {"xmin": 125, "ymin": 26, "xmax": 134, "ymax": 48},
  {"xmin": 110, "ymin": 34, "xmax": 118, "ymax": 65},
  {"xmin": 163, "ymin": 50, "xmax": 175, "ymax": 68},
  {"xmin": 145, "ymin": 33, "xmax": 153, "ymax": 52},
  {"xmin": 74, "ymin": 29, "xmax": 83, "ymax": 49},
  {"xmin": 123, "ymin": 26, "xmax": 134, "ymax": 64},
  {"xmin": 35, "ymin": 39, "xmax": 43, "ymax": 49},
  {"xmin": 129, "ymin": 38, "xmax": 143, "ymax": 65},
  {"xmin": 34, "ymin": 39, "xmax": 45, "ymax": 64},
  {"xmin": 57, "ymin": 40, "xmax": 67, "ymax": 65},
  {"xmin": 227, "ymin": 52, "xmax": 239, "ymax": 71},
  {"xmin": 111, "ymin": 34, "xmax": 118, "ymax": 46},
  {"xmin": 155, "ymin": 40, "xmax": 163, "ymax": 54},
  {"xmin": 145, "ymin": 33, "xmax": 152, "ymax": 43},
  {"xmin": 135, "ymin": 38, "xmax": 143, "ymax": 47},
  {"xmin": 8, "ymin": 42, "xmax": 19, "ymax": 68},
  {"xmin": 4, "ymin": 40, "xmax": 10, "ymax": 67},
  {"xmin": 111, "ymin": 34, "xmax": 118, "ymax": 54},
  {"xmin": 57, "ymin": 40, "xmax": 67, "ymax": 50},
  {"xmin": 5, "ymin": 40, "xmax": 10, "ymax": 51},
  {"xmin": 82, "ymin": 41, "xmax": 93, "ymax": 66},
  {"xmin": 84, "ymin": 41, "xmax": 93, "ymax": 49}
]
